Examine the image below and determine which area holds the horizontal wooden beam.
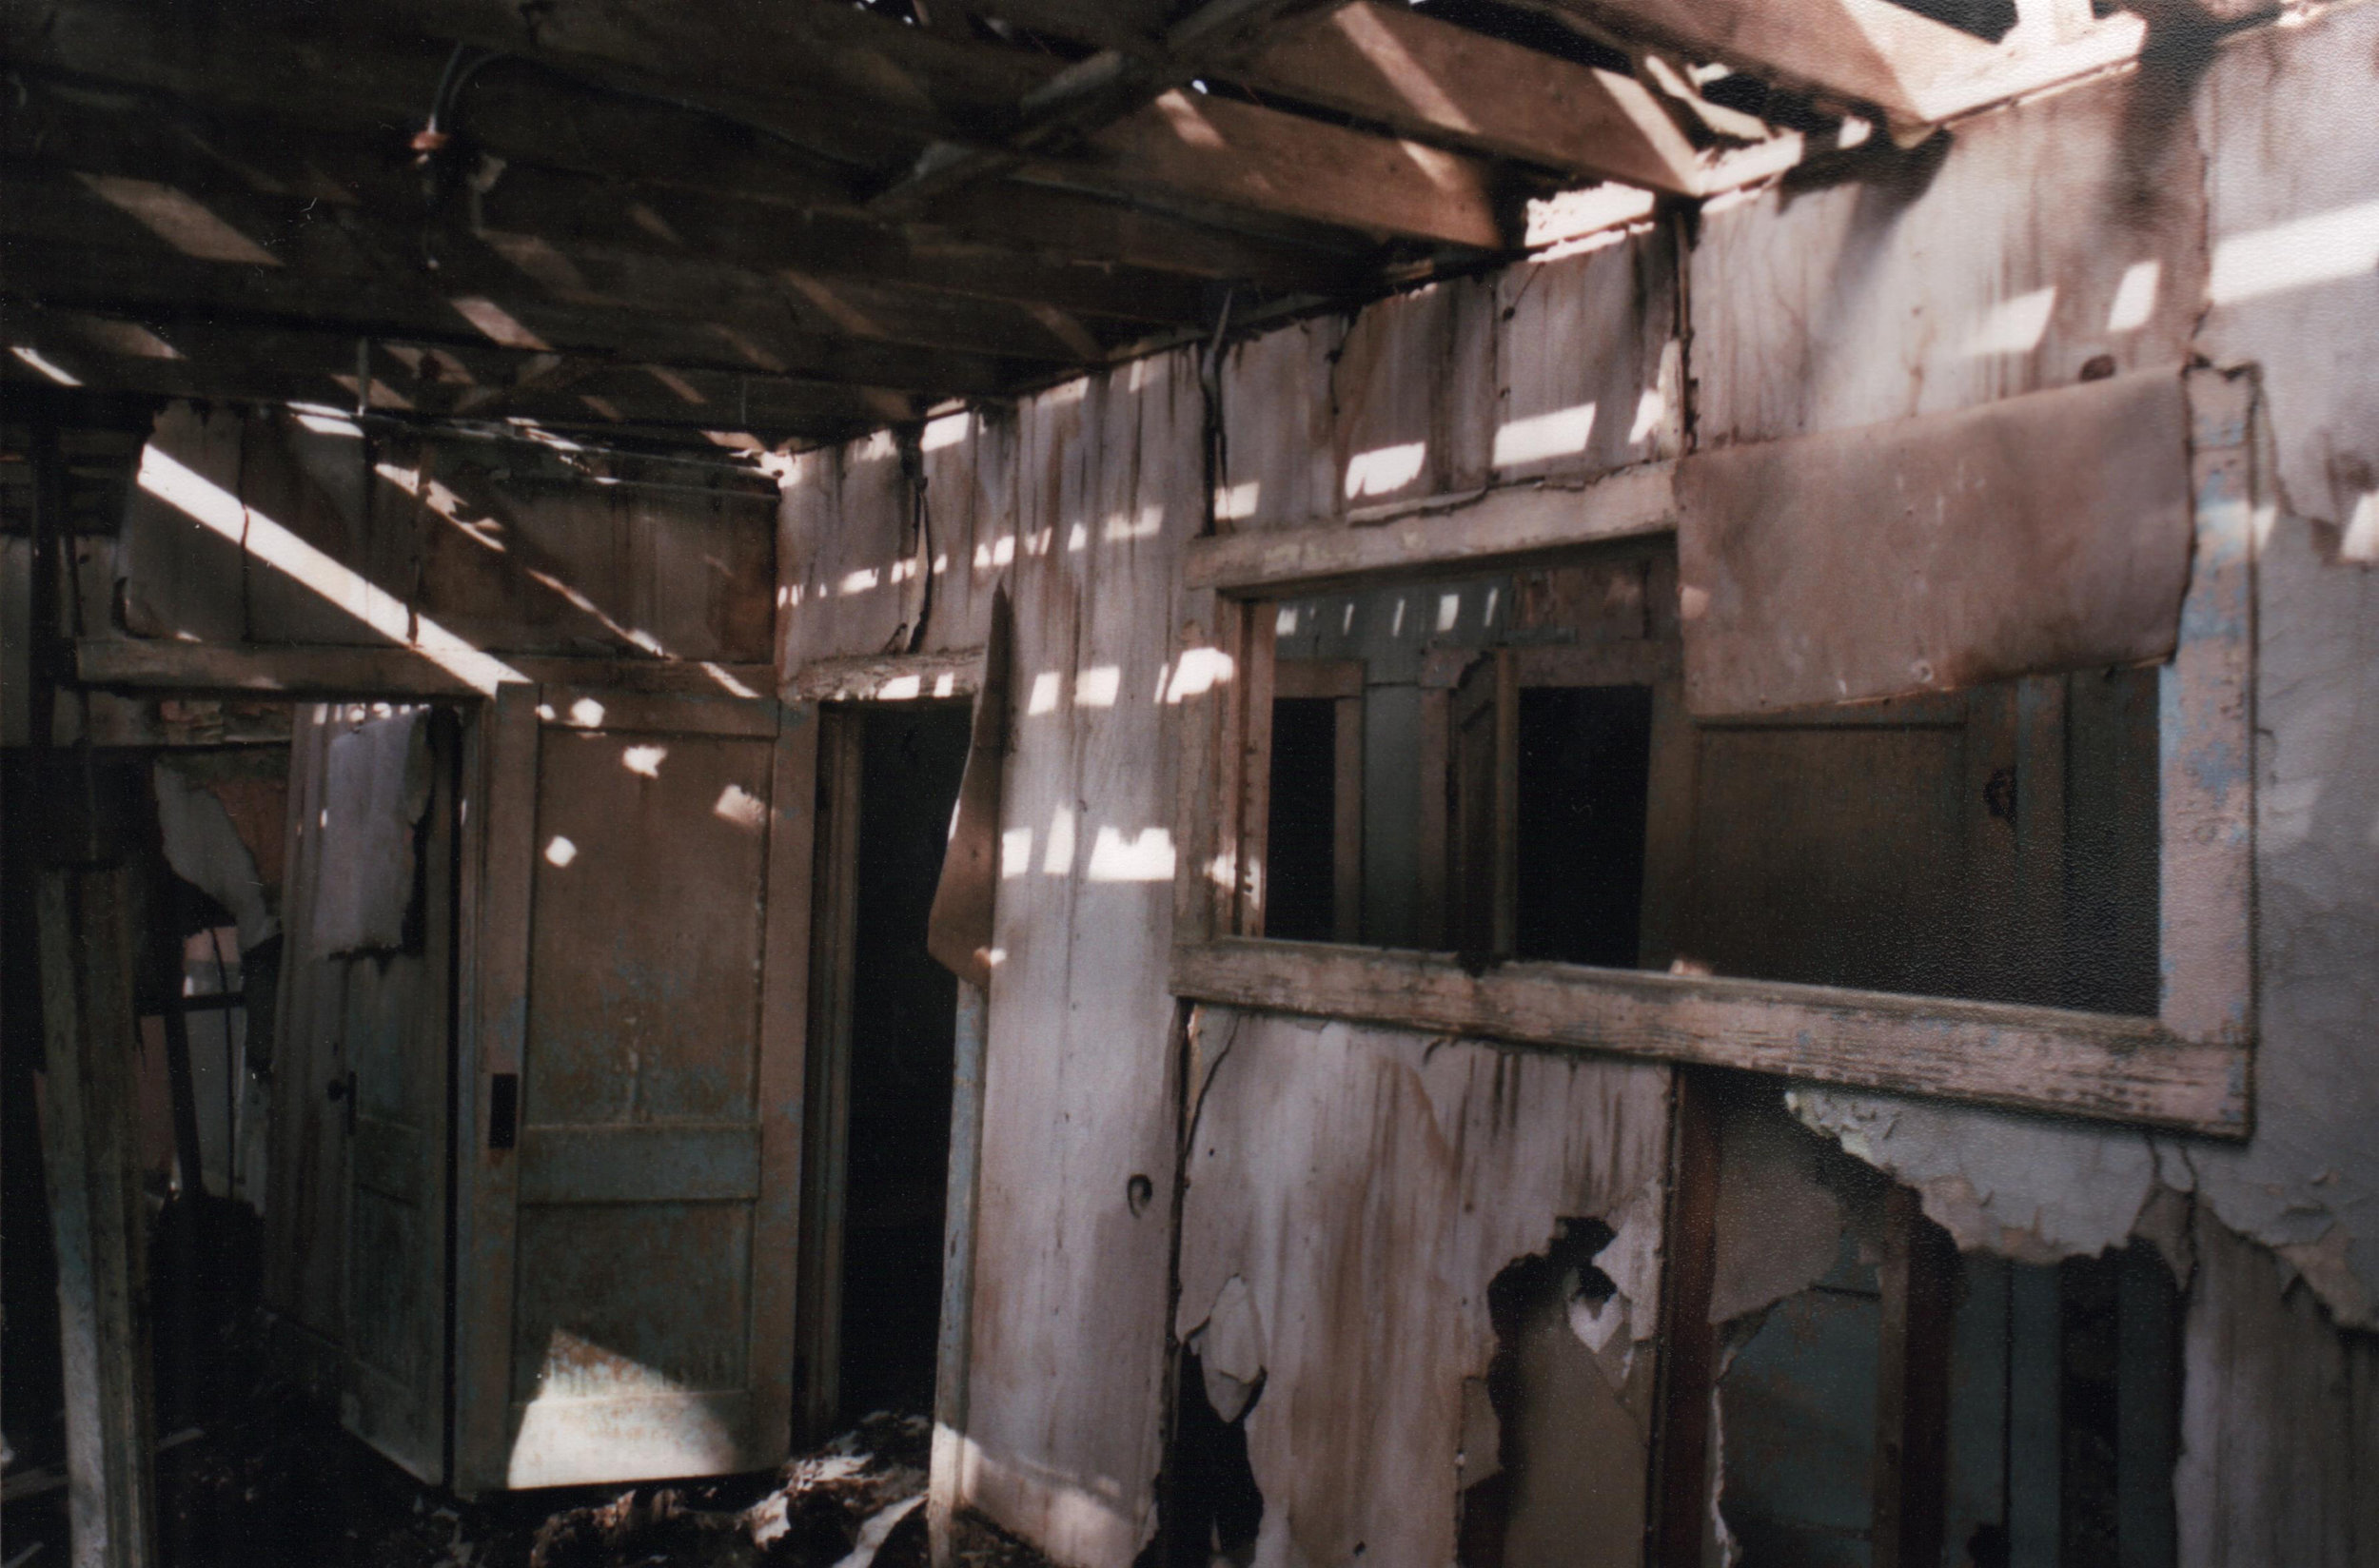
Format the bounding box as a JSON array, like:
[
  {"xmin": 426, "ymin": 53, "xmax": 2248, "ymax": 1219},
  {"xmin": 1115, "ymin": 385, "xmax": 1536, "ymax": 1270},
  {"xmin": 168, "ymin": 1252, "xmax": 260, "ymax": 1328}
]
[
  {"xmin": 1184, "ymin": 463, "xmax": 1676, "ymax": 593},
  {"xmin": 0, "ymin": 232, "xmax": 1035, "ymax": 402},
  {"xmin": 76, "ymin": 637, "xmax": 777, "ymax": 701},
  {"xmin": 7, "ymin": 307, "xmax": 914, "ymax": 439},
  {"xmin": 1231, "ymin": 2, "xmax": 1705, "ymax": 193},
  {"xmin": 782, "ymin": 649, "xmax": 986, "ymax": 703},
  {"xmin": 1072, "ymin": 88, "xmax": 1512, "ymax": 249},
  {"xmin": 869, "ymin": 0, "xmax": 1342, "ymax": 214},
  {"xmin": 5, "ymin": 41, "xmax": 1349, "ymax": 297},
  {"xmin": 1171, "ymin": 937, "xmax": 2251, "ymax": 1135},
  {"xmin": 393, "ymin": 0, "xmax": 1055, "ymax": 160}
]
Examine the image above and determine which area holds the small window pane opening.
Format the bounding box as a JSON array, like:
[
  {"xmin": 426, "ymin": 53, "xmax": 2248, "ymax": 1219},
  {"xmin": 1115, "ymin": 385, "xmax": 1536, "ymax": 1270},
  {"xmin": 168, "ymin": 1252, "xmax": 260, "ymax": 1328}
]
[{"xmin": 1254, "ymin": 541, "xmax": 2161, "ymax": 1018}]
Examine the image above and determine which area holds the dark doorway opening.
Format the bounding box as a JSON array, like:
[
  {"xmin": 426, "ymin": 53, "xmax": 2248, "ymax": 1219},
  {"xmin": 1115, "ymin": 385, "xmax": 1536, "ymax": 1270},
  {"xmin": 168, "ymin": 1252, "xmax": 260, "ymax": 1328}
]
[
  {"xmin": 1264, "ymin": 696, "xmax": 1340, "ymax": 944},
  {"xmin": 1514, "ymin": 685, "xmax": 1653, "ymax": 967},
  {"xmin": 834, "ymin": 702, "xmax": 973, "ymax": 1423}
]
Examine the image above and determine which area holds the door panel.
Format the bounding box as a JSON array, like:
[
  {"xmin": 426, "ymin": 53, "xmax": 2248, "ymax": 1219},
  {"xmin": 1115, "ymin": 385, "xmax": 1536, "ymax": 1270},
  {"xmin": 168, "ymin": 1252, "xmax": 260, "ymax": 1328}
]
[
  {"xmin": 457, "ymin": 688, "xmax": 811, "ymax": 1491},
  {"xmin": 265, "ymin": 705, "xmax": 457, "ymax": 1481},
  {"xmin": 341, "ymin": 711, "xmax": 457, "ymax": 1481}
]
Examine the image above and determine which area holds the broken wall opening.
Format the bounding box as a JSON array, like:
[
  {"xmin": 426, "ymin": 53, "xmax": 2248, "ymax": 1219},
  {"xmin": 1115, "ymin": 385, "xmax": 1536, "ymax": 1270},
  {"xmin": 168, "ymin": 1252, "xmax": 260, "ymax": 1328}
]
[
  {"xmin": 1689, "ymin": 1076, "xmax": 2184, "ymax": 1568},
  {"xmin": 1458, "ymin": 1215, "xmax": 1645, "ymax": 1568}
]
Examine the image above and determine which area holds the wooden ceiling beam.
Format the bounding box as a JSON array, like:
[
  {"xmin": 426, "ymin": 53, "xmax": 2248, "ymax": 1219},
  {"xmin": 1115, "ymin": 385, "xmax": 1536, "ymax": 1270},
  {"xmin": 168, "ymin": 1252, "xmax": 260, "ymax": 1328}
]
[
  {"xmin": 8, "ymin": 48, "xmax": 1357, "ymax": 301},
  {"xmin": 1061, "ymin": 89, "xmax": 1514, "ymax": 249},
  {"xmin": 4, "ymin": 307, "xmax": 908, "ymax": 441},
  {"xmin": 870, "ymin": 0, "xmax": 1347, "ymax": 215},
  {"xmin": 0, "ymin": 225, "xmax": 1035, "ymax": 402},
  {"xmin": 3, "ymin": 162, "xmax": 1092, "ymax": 392},
  {"xmin": 1228, "ymin": 2, "xmax": 1710, "ymax": 194}
]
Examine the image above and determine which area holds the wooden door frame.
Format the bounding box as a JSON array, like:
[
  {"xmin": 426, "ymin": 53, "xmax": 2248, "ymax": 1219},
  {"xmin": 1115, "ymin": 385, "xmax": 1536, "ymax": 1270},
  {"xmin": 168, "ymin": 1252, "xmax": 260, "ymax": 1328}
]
[{"xmin": 786, "ymin": 671, "xmax": 988, "ymax": 1454}]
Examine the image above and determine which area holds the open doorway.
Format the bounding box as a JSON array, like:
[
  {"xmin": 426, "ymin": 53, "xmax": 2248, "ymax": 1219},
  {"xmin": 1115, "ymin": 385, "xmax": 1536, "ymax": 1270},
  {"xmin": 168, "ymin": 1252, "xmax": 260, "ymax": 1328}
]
[{"xmin": 803, "ymin": 700, "xmax": 974, "ymax": 1433}]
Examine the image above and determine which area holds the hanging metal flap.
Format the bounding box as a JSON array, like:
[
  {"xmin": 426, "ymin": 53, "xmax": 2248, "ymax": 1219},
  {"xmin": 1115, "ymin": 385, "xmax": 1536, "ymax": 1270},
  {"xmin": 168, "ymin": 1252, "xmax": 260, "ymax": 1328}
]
[{"xmin": 1676, "ymin": 371, "xmax": 2193, "ymax": 715}]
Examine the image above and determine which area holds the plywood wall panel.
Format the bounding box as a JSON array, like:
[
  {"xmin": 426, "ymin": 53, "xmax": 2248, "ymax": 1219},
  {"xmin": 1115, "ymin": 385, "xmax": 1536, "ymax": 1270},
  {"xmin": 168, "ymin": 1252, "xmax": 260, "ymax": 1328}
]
[{"xmin": 1178, "ymin": 1009, "xmax": 1672, "ymax": 1568}]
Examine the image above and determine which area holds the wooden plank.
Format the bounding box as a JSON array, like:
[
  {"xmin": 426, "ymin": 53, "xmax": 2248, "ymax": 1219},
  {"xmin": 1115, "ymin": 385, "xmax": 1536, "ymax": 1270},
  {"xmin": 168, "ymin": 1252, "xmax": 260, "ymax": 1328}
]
[
  {"xmin": 1232, "ymin": 1, "xmax": 1704, "ymax": 192},
  {"xmin": 927, "ymin": 981, "xmax": 991, "ymax": 1568},
  {"xmin": 1491, "ymin": 647, "xmax": 1518, "ymax": 956},
  {"xmin": 1170, "ymin": 590, "xmax": 1230, "ymax": 949},
  {"xmin": 783, "ymin": 648, "xmax": 985, "ymax": 703},
  {"xmin": 451, "ymin": 683, "xmax": 538, "ymax": 1496},
  {"xmin": 752, "ymin": 702, "xmax": 819, "ymax": 1471},
  {"xmin": 868, "ymin": 0, "xmax": 1342, "ymax": 214},
  {"xmin": 1677, "ymin": 371, "xmax": 2193, "ymax": 716},
  {"xmin": 1272, "ymin": 657, "xmax": 1363, "ymax": 700},
  {"xmin": 35, "ymin": 866, "xmax": 159, "ymax": 1568},
  {"xmin": 1331, "ymin": 692, "xmax": 1365, "ymax": 945},
  {"xmin": 77, "ymin": 638, "xmax": 775, "ymax": 702},
  {"xmin": 1169, "ymin": 938, "xmax": 2251, "ymax": 1134},
  {"xmin": 534, "ymin": 687, "xmax": 780, "ymax": 738},
  {"xmin": 1415, "ymin": 684, "xmax": 1449, "ymax": 951},
  {"xmin": 2160, "ymin": 369, "xmax": 2254, "ymax": 1047},
  {"xmin": 1512, "ymin": 639, "xmax": 1676, "ymax": 690},
  {"xmin": 1649, "ymin": 1068, "xmax": 1720, "ymax": 1568},
  {"xmin": 1186, "ymin": 464, "xmax": 1677, "ymax": 593},
  {"xmin": 1870, "ymin": 1186, "xmax": 1955, "ymax": 1568},
  {"xmin": 1235, "ymin": 601, "xmax": 1277, "ymax": 936},
  {"xmin": 1072, "ymin": 88, "xmax": 1508, "ymax": 249}
]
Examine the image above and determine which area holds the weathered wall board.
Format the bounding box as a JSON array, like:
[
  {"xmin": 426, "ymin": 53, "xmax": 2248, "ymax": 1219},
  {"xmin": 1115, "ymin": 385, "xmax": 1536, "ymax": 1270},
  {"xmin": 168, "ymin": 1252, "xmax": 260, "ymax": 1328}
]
[
  {"xmin": 119, "ymin": 402, "xmax": 775, "ymax": 665},
  {"xmin": 1216, "ymin": 229, "xmax": 1677, "ymax": 535},
  {"xmin": 1172, "ymin": 938, "xmax": 2246, "ymax": 1135},
  {"xmin": 1676, "ymin": 371, "xmax": 2192, "ymax": 715},
  {"xmin": 1686, "ymin": 60, "xmax": 2209, "ymax": 448},
  {"xmin": 943, "ymin": 355, "xmax": 1205, "ymax": 1563},
  {"xmin": 1177, "ymin": 1007, "xmax": 1671, "ymax": 1568}
]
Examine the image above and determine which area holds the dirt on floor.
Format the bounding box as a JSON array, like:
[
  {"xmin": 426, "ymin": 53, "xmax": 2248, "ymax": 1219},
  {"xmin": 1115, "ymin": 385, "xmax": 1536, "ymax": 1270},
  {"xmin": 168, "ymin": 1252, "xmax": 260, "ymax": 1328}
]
[{"xmin": 5, "ymin": 1364, "xmax": 1052, "ymax": 1568}]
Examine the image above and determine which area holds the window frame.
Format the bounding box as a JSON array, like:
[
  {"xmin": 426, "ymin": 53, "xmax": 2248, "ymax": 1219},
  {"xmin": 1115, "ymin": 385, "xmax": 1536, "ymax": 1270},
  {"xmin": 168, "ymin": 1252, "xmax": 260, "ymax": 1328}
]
[{"xmin": 1168, "ymin": 370, "xmax": 2253, "ymax": 1137}]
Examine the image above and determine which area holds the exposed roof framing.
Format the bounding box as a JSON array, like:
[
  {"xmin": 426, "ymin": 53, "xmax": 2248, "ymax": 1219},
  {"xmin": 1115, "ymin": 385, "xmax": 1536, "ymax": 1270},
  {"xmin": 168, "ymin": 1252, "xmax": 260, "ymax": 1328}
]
[{"xmin": 2, "ymin": 0, "xmax": 2161, "ymax": 455}]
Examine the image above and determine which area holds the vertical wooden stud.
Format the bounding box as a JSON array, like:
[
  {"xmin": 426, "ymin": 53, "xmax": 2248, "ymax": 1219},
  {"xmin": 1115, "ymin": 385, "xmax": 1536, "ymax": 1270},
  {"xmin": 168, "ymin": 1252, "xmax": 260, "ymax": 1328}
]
[
  {"xmin": 753, "ymin": 700, "xmax": 821, "ymax": 1466},
  {"xmin": 929, "ymin": 981, "xmax": 991, "ymax": 1568},
  {"xmin": 37, "ymin": 866, "xmax": 159, "ymax": 1568},
  {"xmin": 2161, "ymin": 368, "xmax": 2255, "ymax": 1049},
  {"xmin": 1490, "ymin": 645, "xmax": 1519, "ymax": 957},
  {"xmin": 1649, "ymin": 1068, "xmax": 1720, "ymax": 1568},
  {"xmin": 452, "ymin": 682, "xmax": 540, "ymax": 1494},
  {"xmin": 1872, "ymin": 1186, "xmax": 1956, "ymax": 1568}
]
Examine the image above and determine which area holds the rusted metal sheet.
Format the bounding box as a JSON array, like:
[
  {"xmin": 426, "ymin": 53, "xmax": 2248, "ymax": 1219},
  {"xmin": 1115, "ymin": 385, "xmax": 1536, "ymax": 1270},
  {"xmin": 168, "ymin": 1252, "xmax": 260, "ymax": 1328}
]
[{"xmin": 1676, "ymin": 370, "xmax": 2193, "ymax": 715}]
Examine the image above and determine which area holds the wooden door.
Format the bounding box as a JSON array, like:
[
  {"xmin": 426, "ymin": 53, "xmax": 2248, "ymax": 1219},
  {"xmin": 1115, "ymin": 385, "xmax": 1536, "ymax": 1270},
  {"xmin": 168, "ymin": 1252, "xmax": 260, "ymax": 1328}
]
[
  {"xmin": 342, "ymin": 710, "xmax": 461, "ymax": 1480},
  {"xmin": 266, "ymin": 703, "xmax": 458, "ymax": 1482},
  {"xmin": 455, "ymin": 687, "xmax": 814, "ymax": 1492}
]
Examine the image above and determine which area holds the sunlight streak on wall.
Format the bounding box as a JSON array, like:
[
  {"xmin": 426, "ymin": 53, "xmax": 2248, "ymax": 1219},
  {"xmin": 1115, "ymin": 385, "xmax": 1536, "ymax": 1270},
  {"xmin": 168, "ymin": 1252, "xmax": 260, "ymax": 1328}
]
[{"xmin": 138, "ymin": 444, "xmax": 524, "ymax": 696}]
